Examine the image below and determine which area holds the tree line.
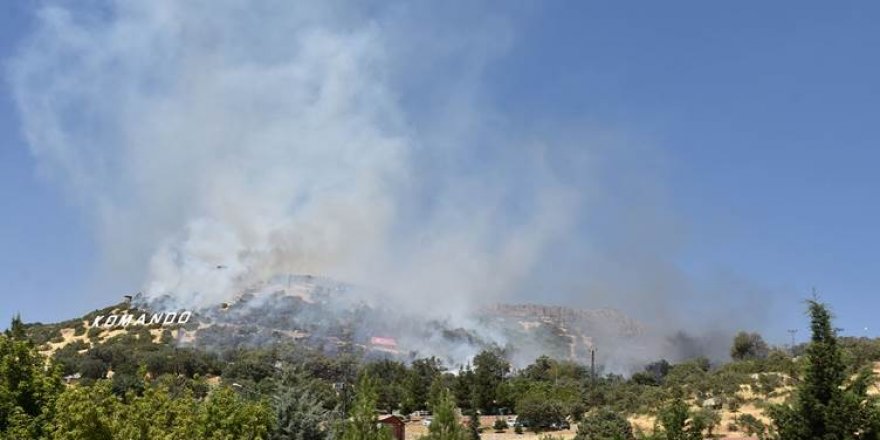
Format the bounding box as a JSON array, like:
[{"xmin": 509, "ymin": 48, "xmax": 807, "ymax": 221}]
[{"xmin": 4, "ymin": 300, "xmax": 880, "ymax": 438}]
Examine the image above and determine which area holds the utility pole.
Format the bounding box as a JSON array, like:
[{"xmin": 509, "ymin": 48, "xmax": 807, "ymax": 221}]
[
  {"xmin": 787, "ymin": 329, "xmax": 798, "ymax": 354},
  {"xmin": 590, "ymin": 348, "xmax": 596, "ymax": 383}
]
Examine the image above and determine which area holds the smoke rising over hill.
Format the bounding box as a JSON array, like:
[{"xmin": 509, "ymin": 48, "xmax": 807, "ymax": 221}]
[
  {"xmin": 9, "ymin": 1, "xmax": 766, "ymax": 368},
  {"xmin": 10, "ymin": 1, "xmax": 576, "ymax": 314}
]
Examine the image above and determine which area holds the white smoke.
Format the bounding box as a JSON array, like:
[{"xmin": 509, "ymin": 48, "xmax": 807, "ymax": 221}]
[{"xmin": 9, "ymin": 1, "xmax": 579, "ymax": 320}]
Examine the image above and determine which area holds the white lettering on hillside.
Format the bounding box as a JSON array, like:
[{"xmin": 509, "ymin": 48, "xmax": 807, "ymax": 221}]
[{"xmin": 90, "ymin": 311, "xmax": 194, "ymax": 329}]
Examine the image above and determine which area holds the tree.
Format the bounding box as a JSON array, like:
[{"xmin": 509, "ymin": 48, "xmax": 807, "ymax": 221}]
[
  {"xmin": 515, "ymin": 388, "xmax": 564, "ymax": 432},
  {"xmin": 730, "ymin": 331, "xmax": 769, "ymax": 361},
  {"xmin": 653, "ymin": 397, "xmax": 703, "ymax": 440},
  {"xmin": 455, "ymin": 366, "xmax": 475, "ymax": 410},
  {"xmin": 197, "ymin": 386, "xmax": 273, "ymax": 440},
  {"xmin": 768, "ymin": 300, "xmax": 878, "ymax": 439},
  {"xmin": 5, "ymin": 315, "xmax": 27, "ymax": 341},
  {"xmin": 472, "ymin": 350, "xmax": 509, "ymax": 414},
  {"xmin": 523, "ymin": 356, "xmax": 555, "ymax": 382},
  {"xmin": 403, "ymin": 357, "xmax": 442, "ymax": 414},
  {"xmin": 632, "ymin": 360, "xmax": 670, "ymax": 386},
  {"xmin": 574, "ymin": 407, "xmax": 634, "ymax": 440},
  {"xmin": 691, "ymin": 408, "xmax": 720, "ymax": 438},
  {"xmin": 271, "ymin": 369, "xmax": 331, "ymax": 440},
  {"xmin": 113, "ymin": 376, "xmax": 200, "ymax": 439},
  {"xmin": 0, "ymin": 330, "xmax": 63, "ymax": 438},
  {"xmin": 467, "ymin": 388, "xmax": 481, "ymax": 440},
  {"xmin": 341, "ymin": 374, "xmax": 391, "ymax": 440},
  {"xmin": 364, "ymin": 360, "xmax": 407, "ymax": 413},
  {"xmin": 49, "ymin": 376, "xmax": 272, "ymax": 440},
  {"xmin": 421, "ymin": 388, "xmax": 466, "ymax": 440},
  {"xmin": 49, "ymin": 381, "xmax": 119, "ymax": 440}
]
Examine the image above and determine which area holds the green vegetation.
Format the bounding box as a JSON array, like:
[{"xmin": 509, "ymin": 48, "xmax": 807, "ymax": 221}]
[
  {"xmin": 0, "ymin": 319, "xmax": 63, "ymax": 439},
  {"xmin": 5, "ymin": 298, "xmax": 880, "ymax": 438},
  {"xmin": 50, "ymin": 378, "xmax": 271, "ymax": 439},
  {"xmin": 341, "ymin": 374, "xmax": 391, "ymax": 440},
  {"xmin": 650, "ymin": 397, "xmax": 705, "ymax": 440},
  {"xmin": 731, "ymin": 331, "xmax": 769, "ymax": 361},
  {"xmin": 768, "ymin": 300, "xmax": 880, "ymax": 439},
  {"xmin": 422, "ymin": 387, "xmax": 467, "ymax": 440},
  {"xmin": 575, "ymin": 407, "xmax": 634, "ymax": 440}
]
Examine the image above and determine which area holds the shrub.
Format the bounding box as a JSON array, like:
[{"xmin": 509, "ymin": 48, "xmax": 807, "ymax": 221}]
[
  {"xmin": 79, "ymin": 357, "xmax": 110, "ymax": 380},
  {"xmin": 737, "ymin": 414, "xmax": 766, "ymax": 438},
  {"xmin": 727, "ymin": 396, "xmax": 742, "ymax": 413},
  {"xmin": 575, "ymin": 407, "xmax": 633, "ymax": 440},
  {"xmin": 87, "ymin": 326, "xmax": 102, "ymax": 340},
  {"xmin": 515, "ymin": 388, "xmax": 565, "ymax": 432}
]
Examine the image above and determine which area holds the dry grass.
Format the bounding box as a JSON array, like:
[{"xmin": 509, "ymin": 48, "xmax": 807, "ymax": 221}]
[{"xmin": 403, "ymin": 415, "xmax": 576, "ymax": 440}]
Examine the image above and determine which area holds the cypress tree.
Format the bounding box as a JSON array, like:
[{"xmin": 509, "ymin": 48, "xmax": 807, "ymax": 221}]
[{"xmin": 770, "ymin": 300, "xmax": 876, "ymax": 439}]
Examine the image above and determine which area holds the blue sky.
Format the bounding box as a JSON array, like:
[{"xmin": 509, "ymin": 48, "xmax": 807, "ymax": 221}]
[
  {"xmin": 2, "ymin": 1, "xmax": 879, "ymax": 345},
  {"xmin": 1, "ymin": 2, "xmax": 98, "ymax": 323}
]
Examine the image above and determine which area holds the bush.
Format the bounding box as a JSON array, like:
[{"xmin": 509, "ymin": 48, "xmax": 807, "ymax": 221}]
[
  {"xmin": 79, "ymin": 357, "xmax": 110, "ymax": 380},
  {"xmin": 727, "ymin": 396, "xmax": 742, "ymax": 413},
  {"xmin": 574, "ymin": 407, "xmax": 634, "ymax": 440},
  {"xmin": 757, "ymin": 373, "xmax": 783, "ymax": 397},
  {"xmin": 65, "ymin": 340, "xmax": 89, "ymax": 352},
  {"xmin": 731, "ymin": 331, "xmax": 769, "ymax": 361},
  {"xmin": 493, "ymin": 418, "xmax": 508, "ymax": 432},
  {"xmin": 515, "ymin": 388, "xmax": 565, "ymax": 432},
  {"xmin": 654, "ymin": 398, "xmax": 703, "ymax": 440},
  {"xmin": 737, "ymin": 414, "xmax": 766, "ymax": 438},
  {"xmin": 87, "ymin": 326, "xmax": 102, "ymax": 340}
]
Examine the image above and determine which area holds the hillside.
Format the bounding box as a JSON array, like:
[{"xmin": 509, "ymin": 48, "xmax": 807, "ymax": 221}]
[
  {"xmin": 12, "ymin": 296, "xmax": 880, "ymax": 439},
  {"xmin": 27, "ymin": 275, "xmax": 653, "ymax": 373}
]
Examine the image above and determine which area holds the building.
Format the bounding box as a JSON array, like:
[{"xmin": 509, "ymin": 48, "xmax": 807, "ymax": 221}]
[{"xmin": 378, "ymin": 415, "xmax": 405, "ymax": 440}]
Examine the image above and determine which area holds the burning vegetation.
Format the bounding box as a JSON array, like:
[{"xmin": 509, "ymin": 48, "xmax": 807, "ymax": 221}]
[{"xmin": 5, "ymin": 299, "xmax": 880, "ymax": 439}]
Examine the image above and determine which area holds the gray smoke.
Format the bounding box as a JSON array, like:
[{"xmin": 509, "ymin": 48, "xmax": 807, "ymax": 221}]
[{"xmin": 9, "ymin": 1, "xmax": 765, "ymax": 370}]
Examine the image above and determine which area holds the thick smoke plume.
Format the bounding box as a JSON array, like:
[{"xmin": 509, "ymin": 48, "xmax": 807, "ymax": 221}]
[
  {"xmin": 10, "ymin": 1, "xmax": 571, "ymax": 312},
  {"xmin": 9, "ymin": 1, "xmax": 765, "ymax": 369}
]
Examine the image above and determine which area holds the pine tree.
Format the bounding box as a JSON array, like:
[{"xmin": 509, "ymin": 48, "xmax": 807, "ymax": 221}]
[
  {"xmin": 5, "ymin": 314, "xmax": 27, "ymax": 341},
  {"xmin": 341, "ymin": 374, "xmax": 391, "ymax": 440},
  {"xmin": 271, "ymin": 368, "xmax": 330, "ymax": 440},
  {"xmin": 769, "ymin": 299, "xmax": 878, "ymax": 439},
  {"xmin": 467, "ymin": 388, "xmax": 480, "ymax": 440},
  {"xmin": 421, "ymin": 388, "xmax": 466, "ymax": 440}
]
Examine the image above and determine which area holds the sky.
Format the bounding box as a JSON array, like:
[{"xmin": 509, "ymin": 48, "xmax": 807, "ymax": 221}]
[{"xmin": 1, "ymin": 1, "xmax": 879, "ymax": 346}]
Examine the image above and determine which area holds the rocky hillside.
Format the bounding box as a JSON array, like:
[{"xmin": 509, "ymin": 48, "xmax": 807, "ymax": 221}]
[{"xmin": 26, "ymin": 275, "xmax": 651, "ymax": 370}]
